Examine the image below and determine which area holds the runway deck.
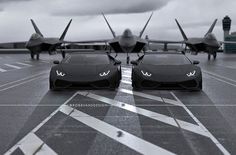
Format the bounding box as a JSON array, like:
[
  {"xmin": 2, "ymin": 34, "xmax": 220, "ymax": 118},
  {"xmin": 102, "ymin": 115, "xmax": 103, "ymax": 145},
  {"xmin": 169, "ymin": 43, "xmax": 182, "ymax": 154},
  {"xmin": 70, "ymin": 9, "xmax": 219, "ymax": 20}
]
[{"xmin": 0, "ymin": 53, "xmax": 236, "ymax": 155}]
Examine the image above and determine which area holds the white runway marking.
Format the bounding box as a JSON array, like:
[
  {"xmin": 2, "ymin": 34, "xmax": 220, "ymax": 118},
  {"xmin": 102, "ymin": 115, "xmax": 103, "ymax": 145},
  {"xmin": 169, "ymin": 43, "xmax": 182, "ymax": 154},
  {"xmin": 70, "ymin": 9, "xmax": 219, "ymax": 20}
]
[
  {"xmin": 4, "ymin": 64, "xmax": 22, "ymax": 69},
  {"xmin": 60, "ymin": 105, "xmax": 176, "ymax": 155},
  {"xmin": 15, "ymin": 62, "xmax": 33, "ymax": 66},
  {"xmin": 119, "ymin": 88, "xmax": 182, "ymax": 107},
  {"xmin": 0, "ymin": 67, "xmax": 7, "ymax": 72},
  {"xmin": 205, "ymin": 74, "xmax": 236, "ymax": 87},
  {"xmin": 5, "ymin": 92, "xmax": 79, "ymax": 154},
  {"xmin": 0, "ymin": 71, "xmax": 48, "ymax": 88},
  {"xmin": 171, "ymin": 92, "xmax": 230, "ymax": 155},
  {"xmin": 5, "ymin": 133, "xmax": 57, "ymax": 155},
  {"xmin": 121, "ymin": 80, "xmax": 132, "ymax": 85},
  {"xmin": 79, "ymin": 92, "xmax": 208, "ymax": 137},
  {"xmin": 0, "ymin": 75, "xmax": 47, "ymax": 92},
  {"xmin": 122, "ymin": 75, "xmax": 131, "ymax": 78},
  {"xmin": 203, "ymin": 70, "xmax": 236, "ymax": 84},
  {"xmin": 123, "ymin": 70, "xmax": 131, "ymax": 74}
]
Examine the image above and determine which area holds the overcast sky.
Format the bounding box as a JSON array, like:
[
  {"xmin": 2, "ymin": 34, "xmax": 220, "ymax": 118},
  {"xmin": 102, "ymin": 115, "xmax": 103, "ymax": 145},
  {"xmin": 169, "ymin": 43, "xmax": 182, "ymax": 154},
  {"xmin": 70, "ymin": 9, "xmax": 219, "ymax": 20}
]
[{"xmin": 0, "ymin": 0, "xmax": 236, "ymax": 42}]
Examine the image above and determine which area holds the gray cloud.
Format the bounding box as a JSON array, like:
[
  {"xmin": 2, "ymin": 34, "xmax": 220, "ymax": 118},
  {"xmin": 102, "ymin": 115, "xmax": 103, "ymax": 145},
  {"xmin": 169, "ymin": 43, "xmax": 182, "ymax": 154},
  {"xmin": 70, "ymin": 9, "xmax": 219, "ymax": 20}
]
[{"xmin": 50, "ymin": 0, "xmax": 170, "ymax": 16}]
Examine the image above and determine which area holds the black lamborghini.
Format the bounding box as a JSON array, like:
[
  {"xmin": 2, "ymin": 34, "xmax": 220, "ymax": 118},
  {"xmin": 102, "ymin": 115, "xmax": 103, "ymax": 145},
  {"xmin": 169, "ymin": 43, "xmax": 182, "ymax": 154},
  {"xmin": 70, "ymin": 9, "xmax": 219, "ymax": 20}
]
[
  {"xmin": 131, "ymin": 52, "xmax": 202, "ymax": 90},
  {"xmin": 49, "ymin": 52, "xmax": 121, "ymax": 90}
]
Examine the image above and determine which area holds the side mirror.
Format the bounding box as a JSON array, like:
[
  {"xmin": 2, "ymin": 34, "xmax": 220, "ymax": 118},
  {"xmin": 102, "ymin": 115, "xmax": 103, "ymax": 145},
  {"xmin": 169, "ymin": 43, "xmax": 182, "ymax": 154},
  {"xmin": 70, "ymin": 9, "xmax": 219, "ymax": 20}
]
[
  {"xmin": 193, "ymin": 60, "xmax": 200, "ymax": 65},
  {"xmin": 131, "ymin": 60, "xmax": 138, "ymax": 65},
  {"xmin": 114, "ymin": 60, "xmax": 121, "ymax": 65},
  {"xmin": 53, "ymin": 60, "xmax": 60, "ymax": 64}
]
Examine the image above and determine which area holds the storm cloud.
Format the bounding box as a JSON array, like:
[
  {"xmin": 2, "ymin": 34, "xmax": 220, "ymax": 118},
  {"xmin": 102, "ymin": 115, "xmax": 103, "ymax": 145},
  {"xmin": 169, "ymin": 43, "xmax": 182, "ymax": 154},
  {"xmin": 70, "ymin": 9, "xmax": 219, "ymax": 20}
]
[
  {"xmin": 50, "ymin": 0, "xmax": 170, "ymax": 16},
  {"xmin": 0, "ymin": 0, "xmax": 236, "ymax": 42}
]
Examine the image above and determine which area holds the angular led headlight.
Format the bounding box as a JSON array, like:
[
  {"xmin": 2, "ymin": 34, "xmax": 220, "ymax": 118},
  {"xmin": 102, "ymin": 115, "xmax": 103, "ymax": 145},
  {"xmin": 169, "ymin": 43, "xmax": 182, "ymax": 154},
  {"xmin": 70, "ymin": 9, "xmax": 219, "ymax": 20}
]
[
  {"xmin": 99, "ymin": 70, "xmax": 110, "ymax": 77},
  {"xmin": 56, "ymin": 70, "xmax": 66, "ymax": 77},
  {"xmin": 186, "ymin": 70, "xmax": 196, "ymax": 77},
  {"xmin": 141, "ymin": 70, "xmax": 152, "ymax": 77}
]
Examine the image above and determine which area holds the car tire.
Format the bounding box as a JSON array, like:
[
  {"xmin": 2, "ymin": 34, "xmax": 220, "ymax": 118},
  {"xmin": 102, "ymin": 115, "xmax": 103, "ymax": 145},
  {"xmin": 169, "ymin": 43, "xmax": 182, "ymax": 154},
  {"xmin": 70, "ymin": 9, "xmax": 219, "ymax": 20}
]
[{"xmin": 49, "ymin": 79, "xmax": 56, "ymax": 91}]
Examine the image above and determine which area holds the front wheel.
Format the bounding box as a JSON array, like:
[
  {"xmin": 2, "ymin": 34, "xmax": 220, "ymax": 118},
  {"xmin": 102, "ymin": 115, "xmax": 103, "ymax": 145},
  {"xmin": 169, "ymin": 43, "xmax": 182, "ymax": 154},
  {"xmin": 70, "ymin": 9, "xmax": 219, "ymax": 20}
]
[
  {"xmin": 30, "ymin": 53, "xmax": 34, "ymax": 59},
  {"xmin": 49, "ymin": 79, "xmax": 55, "ymax": 91}
]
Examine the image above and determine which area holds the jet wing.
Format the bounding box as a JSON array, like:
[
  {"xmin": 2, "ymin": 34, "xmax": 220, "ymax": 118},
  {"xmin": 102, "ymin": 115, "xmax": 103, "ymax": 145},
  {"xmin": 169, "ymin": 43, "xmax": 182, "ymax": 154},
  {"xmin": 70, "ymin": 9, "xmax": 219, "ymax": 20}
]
[
  {"xmin": 0, "ymin": 48, "xmax": 29, "ymax": 52},
  {"xmin": 219, "ymin": 41, "xmax": 236, "ymax": 44},
  {"xmin": 63, "ymin": 39, "xmax": 110, "ymax": 44},
  {"xmin": 148, "ymin": 39, "xmax": 184, "ymax": 44}
]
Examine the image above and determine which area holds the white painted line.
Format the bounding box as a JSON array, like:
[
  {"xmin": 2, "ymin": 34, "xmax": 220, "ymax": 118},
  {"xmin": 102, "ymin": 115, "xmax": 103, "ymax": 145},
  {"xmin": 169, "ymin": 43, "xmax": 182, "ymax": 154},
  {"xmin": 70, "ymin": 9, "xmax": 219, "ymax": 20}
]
[
  {"xmin": 170, "ymin": 92, "xmax": 230, "ymax": 155},
  {"xmin": 206, "ymin": 74, "xmax": 236, "ymax": 87},
  {"xmin": 0, "ymin": 71, "xmax": 48, "ymax": 88},
  {"xmin": 4, "ymin": 64, "xmax": 22, "ymax": 69},
  {"xmin": 5, "ymin": 133, "xmax": 57, "ymax": 155},
  {"xmin": 203, "ymin": 70, "xmax": 236, "ymax": 84},
  {"xmin": 5, "ymin": 92, "xmax": 79, "ymax": 154},
  {"xmin": 0, "ymin": 75, "xmax": 47, "ymax": 92},
  {"xmin": 121, "ymin": 80, "xmax": 132, "ymax": 85},
  {"xmin": 0, "ymin": 67, "xmax": 7, "ymax": 72},
  {"xmin": 119, "ymin": 88, "xmax": 183, "ymax": 107},
  {"xmin": 15, "ymin": 62, "xmax": 33, "ymax": 66},
  {"xmin": 122, "ymin": 67, "xmax": 131, "ymax": 70},
  {"xmin": 60, "ymin": 105, "xmax": 176, "ymax": 155},
  {"xmin": 79, "ymin": 92, "xmax": 208, "ymax": 137},
  {"xmin": 122, "ymin": 75, "xmax": 131, "ymax": 78},
  {"xmin": 123, "ymin": 70, "xmax": 131, "ymax": 74}
]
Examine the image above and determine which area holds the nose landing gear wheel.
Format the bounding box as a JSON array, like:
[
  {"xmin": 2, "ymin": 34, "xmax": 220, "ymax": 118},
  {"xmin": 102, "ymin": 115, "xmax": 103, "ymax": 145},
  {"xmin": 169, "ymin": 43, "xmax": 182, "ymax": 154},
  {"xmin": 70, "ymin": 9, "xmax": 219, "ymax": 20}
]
[
  {"xmin": 208, "ymin": 54, "xmax": 211, "ymax": 60},
  {"xmin": 30, "ymin": 53, "xmax": 34, "ymax": 60}
]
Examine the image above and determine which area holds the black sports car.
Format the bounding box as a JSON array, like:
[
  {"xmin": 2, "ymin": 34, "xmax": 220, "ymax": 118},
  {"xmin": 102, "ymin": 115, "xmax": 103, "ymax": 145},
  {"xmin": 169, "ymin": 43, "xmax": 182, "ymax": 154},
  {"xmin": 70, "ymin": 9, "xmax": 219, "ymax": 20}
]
[
  {"xmin": 49, "ymin": 52, "xmax": 121, "ymax": 90},
  {"xmin": 131, "ymin": 52, "xmax": 202, "ymax": 90}
]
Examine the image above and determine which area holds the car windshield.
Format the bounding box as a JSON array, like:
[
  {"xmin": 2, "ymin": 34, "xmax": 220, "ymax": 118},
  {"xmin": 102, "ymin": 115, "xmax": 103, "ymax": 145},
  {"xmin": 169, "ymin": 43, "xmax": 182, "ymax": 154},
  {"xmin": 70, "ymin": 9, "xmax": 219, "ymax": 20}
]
[
  {"xmin": 62, "ymin": 54, "xmax": 110, "ymax": 65},
  {"xmin": 142, "ymin": 54, "xmax": 191, "ymax": 65}
]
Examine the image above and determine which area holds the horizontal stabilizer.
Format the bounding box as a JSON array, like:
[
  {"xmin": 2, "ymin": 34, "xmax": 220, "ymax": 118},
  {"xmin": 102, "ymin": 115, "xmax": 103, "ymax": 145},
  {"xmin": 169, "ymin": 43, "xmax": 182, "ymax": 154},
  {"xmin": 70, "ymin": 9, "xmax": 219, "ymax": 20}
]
[{"xmin": 30, "ymin": 19, "xmax": 44, "ymax": 37}]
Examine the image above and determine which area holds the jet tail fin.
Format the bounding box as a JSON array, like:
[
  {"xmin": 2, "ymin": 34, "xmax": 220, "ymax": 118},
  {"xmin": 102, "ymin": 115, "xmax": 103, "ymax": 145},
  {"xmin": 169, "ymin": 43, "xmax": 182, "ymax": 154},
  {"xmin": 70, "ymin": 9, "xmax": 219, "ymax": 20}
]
[
  {"xmin": 205, "ymin": 19, "xmax": 218, "ymax": 36},
  {"xmin": 30, "ymin": 19, "xmax": 44, "ymax": 37},
  {"xmin": 102, "ymin": 13, "xmax": 116, "ymax": 38},
  {"xmin": 175, "ymin": 19, "xmax": 188, "ymax": 41},
  {"xmin": 59, "ymin": 19, "xmax": 72, "ymax": 41},
  {"xmin": 139, "ymin": 12, "xmax": 153, "ymax": 38}
]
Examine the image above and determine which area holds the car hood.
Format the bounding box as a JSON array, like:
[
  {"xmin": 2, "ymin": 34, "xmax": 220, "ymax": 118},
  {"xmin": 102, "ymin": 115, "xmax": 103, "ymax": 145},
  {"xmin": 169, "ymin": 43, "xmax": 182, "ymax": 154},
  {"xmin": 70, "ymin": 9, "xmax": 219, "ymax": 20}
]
[{"xmin": 61, "ymin": 64, "xmax": 111, "ymax": 76}]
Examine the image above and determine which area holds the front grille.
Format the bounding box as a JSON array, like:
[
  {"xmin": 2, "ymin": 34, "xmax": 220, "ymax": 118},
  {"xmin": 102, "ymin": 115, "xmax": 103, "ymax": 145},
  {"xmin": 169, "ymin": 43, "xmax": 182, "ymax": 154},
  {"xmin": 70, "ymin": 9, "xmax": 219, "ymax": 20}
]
[
  {"xmin": 141, "ymin": 80, "xmax": 158, "ymax": 88},
  {"xmin": 180, "ymin": 80, "xmax": 197, "ymax": 88},
  {"xmin": 92, "ymin": 80, "xmax": 110, "ymax": 88},
  {"xmin": 55, "ymin": 79, "xmax": 110, "ymax": 89}
]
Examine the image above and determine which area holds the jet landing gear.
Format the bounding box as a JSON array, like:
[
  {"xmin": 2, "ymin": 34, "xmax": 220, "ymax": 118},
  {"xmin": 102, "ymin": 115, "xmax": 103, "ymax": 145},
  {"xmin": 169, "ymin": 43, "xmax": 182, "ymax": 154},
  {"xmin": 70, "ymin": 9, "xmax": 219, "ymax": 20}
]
[
  {"xmin": 30, "ymin": 52, "xmax": 40, "ymax": 60},
  {"xmin": 126, "ymin": 53, "xmax": 130, "ymax": 64},
  {"xmin": 207, "ymin": 52, "xmax": 217, "ymax": 60}
]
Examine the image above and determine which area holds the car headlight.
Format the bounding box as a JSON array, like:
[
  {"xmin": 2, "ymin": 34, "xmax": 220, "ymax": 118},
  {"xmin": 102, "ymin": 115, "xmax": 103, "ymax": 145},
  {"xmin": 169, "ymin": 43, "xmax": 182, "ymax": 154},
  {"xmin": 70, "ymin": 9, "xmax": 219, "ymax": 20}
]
[
  {"xmin": 99, "ymin": 70, "xmax": 110, "ymax": 77},
  {"xmin": 186, "ymin": 70, "xmax": 196, "ymax": 77},
  {"xmin": 56, "ymin": 70, "xmax": 66, "ymax": 77},
  {"xmin": 141, "ymin": 70, "xmax": 152, "ymax": 77}
]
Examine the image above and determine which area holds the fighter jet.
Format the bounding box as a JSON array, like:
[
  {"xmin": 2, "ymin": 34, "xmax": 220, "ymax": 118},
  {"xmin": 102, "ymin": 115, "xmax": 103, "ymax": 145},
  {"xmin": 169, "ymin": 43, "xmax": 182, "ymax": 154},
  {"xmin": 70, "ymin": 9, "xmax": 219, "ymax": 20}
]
[
  {"xmin": 26, "ymin": 19, "xmax": 72, "ymax": 60},
  {"xmin": 0, "ymin": 19, "xmax": 72, "ymax": 60},
  {"xmin": 71, "ymin": 13, "xmax": 153, "ymax": 64},
  {"xmin": 149, "ymin": 19, "xmax": 236, "ymax": 60},
  {"xmin": 175, "ymin": 19, "xmax": 236, "ymax": 60}
]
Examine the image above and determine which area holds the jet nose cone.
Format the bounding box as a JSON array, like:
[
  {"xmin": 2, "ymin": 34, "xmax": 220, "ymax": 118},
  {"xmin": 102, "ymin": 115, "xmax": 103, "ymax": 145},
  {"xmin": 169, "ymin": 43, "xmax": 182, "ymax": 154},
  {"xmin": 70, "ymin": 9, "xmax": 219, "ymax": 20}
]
[{"xmin": 123, "ymin": 29, "xmax": 133, "ymax": 38}]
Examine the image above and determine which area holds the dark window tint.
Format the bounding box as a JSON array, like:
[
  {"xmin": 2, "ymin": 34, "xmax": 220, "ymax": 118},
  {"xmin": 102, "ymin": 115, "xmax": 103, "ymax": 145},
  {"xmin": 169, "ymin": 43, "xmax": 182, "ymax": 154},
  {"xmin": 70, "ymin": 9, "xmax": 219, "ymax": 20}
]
[
  {"xmin": 63, "ymin": 54, "xmax": 109, "ymax": 65},
  {"xmin": 142, "ymin": 54, "xmax": 191, "ymax": 65}
]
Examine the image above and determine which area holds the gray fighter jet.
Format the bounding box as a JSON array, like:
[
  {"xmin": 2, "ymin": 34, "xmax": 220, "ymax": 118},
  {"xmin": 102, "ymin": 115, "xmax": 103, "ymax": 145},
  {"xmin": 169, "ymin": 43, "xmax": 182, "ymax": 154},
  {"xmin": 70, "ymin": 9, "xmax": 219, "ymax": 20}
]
[
  {"xmin": 149, "ymin": 19, "xmax": 236, "ymax": 60},
  {"xmin": 26, "ymin": 19, "xmax": 72, "ymax": 60},
  {"xmin": 175, "ymin": 19, "xmax": 221, "ymax": 60},
  {"xmin": 0, "ymin": 19, "xmax": 72, "ymax": 60},
  {"xmin": 71, "ymin": 13, "xmax": 153, "ymax": 64}
]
